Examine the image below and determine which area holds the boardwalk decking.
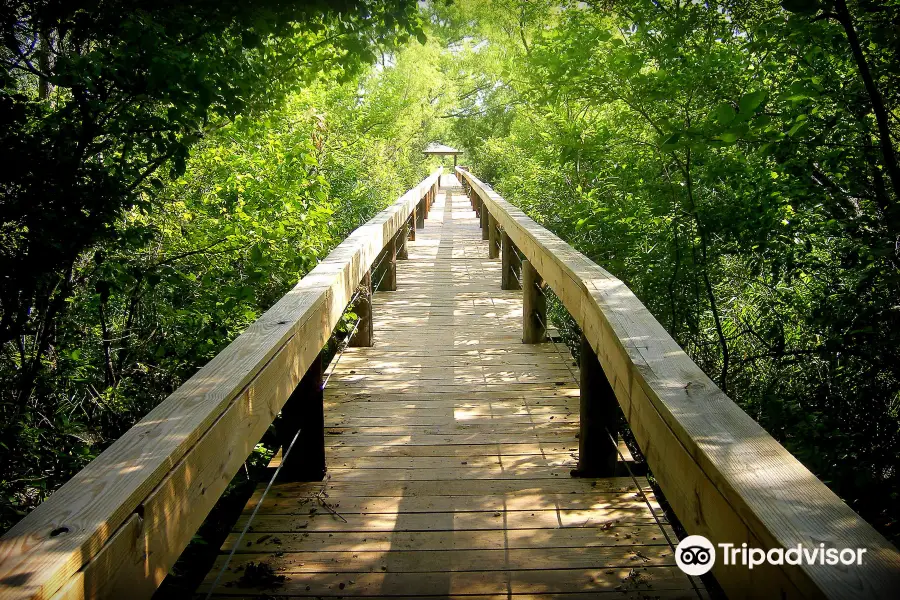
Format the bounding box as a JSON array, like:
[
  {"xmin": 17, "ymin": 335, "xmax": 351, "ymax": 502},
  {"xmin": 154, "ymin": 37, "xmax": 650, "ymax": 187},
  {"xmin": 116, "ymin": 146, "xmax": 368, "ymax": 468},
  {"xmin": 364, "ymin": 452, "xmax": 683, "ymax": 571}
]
[{"xmin": 198, "ymin": 176, "xmax": 704, "ymax": 599}]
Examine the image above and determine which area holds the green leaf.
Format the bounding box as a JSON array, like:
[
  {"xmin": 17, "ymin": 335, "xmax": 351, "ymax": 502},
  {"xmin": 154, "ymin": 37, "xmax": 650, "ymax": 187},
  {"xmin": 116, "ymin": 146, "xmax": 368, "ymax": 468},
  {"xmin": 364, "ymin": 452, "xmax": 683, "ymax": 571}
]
[
  {"xmin": 787, "ymin": 121, "xmax": 809, "ymax": 137},
  {"xmin": 660, "ymin": 133, "xmax": 681, "ymax": 149},
  {"xmin": 416, "ymin": 31, "xmax": 427, "ymax": 45},
  {"xmin": 738, "ymin": 90, "xmax": 767, "ymax": 115},
  {"xmin": 713, "ymin": 103, "xmax": 736, "ymax": 126},
  {"xmin": 718, "ymin": 132, "xmax": 739, "ymax": 143}
]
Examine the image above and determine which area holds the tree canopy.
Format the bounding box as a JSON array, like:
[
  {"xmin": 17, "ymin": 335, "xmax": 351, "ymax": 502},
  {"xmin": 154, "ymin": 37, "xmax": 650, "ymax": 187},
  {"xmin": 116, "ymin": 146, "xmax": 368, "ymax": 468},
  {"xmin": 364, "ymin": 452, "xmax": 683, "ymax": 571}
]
[{"xmin": 1, "ymin": 0, "xmax": 898, "ymax": 554}]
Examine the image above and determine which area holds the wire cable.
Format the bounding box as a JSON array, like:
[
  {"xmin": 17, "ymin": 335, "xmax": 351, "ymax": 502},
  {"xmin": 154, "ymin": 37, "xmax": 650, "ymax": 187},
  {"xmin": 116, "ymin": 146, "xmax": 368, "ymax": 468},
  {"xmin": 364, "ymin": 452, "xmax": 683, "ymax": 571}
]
[
  {"xmin": 321, "ymin": 317, "xmax": 362, "ymax": 390},
  {"xmin": 204, "ymin": 420, "xmax": 306, "ymax": 598}
]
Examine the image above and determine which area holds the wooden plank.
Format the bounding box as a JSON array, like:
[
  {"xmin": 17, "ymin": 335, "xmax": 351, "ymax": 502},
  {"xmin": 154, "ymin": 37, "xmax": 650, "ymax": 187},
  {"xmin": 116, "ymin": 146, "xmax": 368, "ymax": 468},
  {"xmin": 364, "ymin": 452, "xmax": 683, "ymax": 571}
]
[
  {"xmin": 246, "ymin": 477, "xmax": 645, "ymax": 497},
  {"xmin": 221, "ymin": 525, "xmax": 673, "ymax": 553},
  {"xmin": 197, "ymin": 566, "xmax": 695, "ymax": 596},
  {"xmin": 457, "ymin": 168, "xmax": 900, "ymax": 598},
  {"xmin": 235, "ymin": 510, "xmax": 663, "ymax": 534},
  {"xmin": 244, "ymin": 492, "xmax": 659, "ymax": 516},
  {"xmin": 205, "ymin": 545, "xmax": 675, "ymax": 574}
]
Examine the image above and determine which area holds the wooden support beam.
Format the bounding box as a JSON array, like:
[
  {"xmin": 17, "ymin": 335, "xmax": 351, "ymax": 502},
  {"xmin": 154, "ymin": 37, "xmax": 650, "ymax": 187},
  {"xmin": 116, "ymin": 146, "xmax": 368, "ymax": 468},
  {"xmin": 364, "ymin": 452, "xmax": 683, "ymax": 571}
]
[
  {"xmin": 488, "ymin": 216, "xmax": 499, "ymax": 259},
  {"xmin": 375, "ymin": 237, "xmax": 397, "ymax": 292},
  {"xmin": 416, "ymin": 199, "xmax": 425, "ymax": 229},
  {"xmin": 397, "ymin": 224, "xmax": 409, "ymax": 260},
  {"xmin": 501, "ymin": 231, "xmax": 521, "ymax": 291},
  {"xmin": 408, "ymin": 215, "xmax": 416, "ymax": 241},
  {"xmin": 575, "ymin": 333, "xmax": 619, "ymax": 477},
  {"xmin": 481, "ymin": 207, "xmax": 489, "ymax": 240},
  {"xmin": 349, "ymin": 271, "xmax": 373, "ymax": 348},
  {"xmin": 522, "ymin": 259, "xmax": 546, "ymax": 344},
  {"xmin": 276, "ymin": 353, "xmax": 325, "ymax": 481}
]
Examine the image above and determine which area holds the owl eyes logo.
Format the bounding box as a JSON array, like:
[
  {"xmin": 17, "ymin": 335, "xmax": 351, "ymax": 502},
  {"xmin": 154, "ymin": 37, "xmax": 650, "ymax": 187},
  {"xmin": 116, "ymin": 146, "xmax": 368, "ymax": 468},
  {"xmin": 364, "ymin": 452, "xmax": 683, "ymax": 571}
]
[
  {"xmin": 675, "ymin": 535, "xmax": 716, "ymax": 576},
  {"xmin": 679, "ymin": 546, "xmax": 712, "ymax": 565}
]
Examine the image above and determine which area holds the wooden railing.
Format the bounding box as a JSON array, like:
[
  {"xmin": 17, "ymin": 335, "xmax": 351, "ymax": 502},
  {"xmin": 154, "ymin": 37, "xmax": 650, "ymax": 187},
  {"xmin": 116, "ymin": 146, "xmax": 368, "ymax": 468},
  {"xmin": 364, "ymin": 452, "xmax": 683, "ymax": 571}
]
[
  {"xmin": 0, "ymin": 169, "xmax": 442, "ymax": 600},
  {"xmin": 456, "ymin": 167, "xmax": 900, "ymax": 599}
]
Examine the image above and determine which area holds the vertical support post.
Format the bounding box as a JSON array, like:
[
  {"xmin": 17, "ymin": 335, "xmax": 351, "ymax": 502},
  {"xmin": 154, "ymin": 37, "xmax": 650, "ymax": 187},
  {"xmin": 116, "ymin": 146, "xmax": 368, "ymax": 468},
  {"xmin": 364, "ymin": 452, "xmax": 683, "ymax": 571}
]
[
  {"xmin": 501, "ymin": 231, "xmax": 521, "ymax": 290},
  {"xmin": 349, "ymin": 271, "xmax": 373, "ymax": 347},
  {"xmin": 474, "ymin": 194, "xmax": 481, "ymax": 218},
  {"xmin": 481, "ymin": 206, "xmax": 490, "ymax": 239},
  {"xmin": 522, "ymin": 260, "xmax": 546, "ymax": 344},
  {"xmin": 488, "ymin": 216, "xmax": 499, "ymax": 259},
  {"xmin": 375, "ymin": 237, "xmax": 397, "ymax": 291},
  {"xmin": 575, "ymin": 334, "xmax": 619, "ymax": 477},
  {"xmin": 398, "ymin": 223, "xmax": 409, "ymax": 259},
  {"xmin": 277, "ymin": 353, "xmax": 325, "ymax": 481},
  {"xmin": 408, "ymin": 214, "xmax": 416, "ymax": 241},
  {"xmin": 416, "ymin": 198, "xmax": 425, "ymax": 228}
]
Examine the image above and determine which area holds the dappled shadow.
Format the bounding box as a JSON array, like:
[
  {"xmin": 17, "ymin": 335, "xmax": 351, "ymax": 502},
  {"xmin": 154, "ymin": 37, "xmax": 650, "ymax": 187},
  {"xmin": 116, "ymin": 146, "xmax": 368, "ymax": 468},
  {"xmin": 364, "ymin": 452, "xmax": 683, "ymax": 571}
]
[{"xmin": 194, "ymin": 179, "xmax": 696, "ymax": 598}]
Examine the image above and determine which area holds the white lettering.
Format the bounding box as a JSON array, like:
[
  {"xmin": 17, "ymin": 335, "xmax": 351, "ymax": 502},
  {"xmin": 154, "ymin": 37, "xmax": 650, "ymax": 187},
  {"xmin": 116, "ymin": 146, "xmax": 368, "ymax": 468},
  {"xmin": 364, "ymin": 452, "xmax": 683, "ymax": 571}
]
[
  {"xmin": 767, "ymin": 548, "xmax": 784, "ymax": 565},
  {"xmin": 718, "ymin": 543, "xmax": 734, "ymax": 565},
  {"xmin": 748, "ymin": 548, "xmax": 766, "ymax": 569}
]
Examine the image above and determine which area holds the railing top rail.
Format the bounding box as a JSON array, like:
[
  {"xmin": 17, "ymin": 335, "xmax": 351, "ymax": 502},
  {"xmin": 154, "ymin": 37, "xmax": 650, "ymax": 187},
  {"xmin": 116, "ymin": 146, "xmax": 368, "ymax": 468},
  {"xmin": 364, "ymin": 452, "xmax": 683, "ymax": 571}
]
[
  {"xmin": 0, "ymin": 168, "xmax": 442, "ymax": 600},
  {"xmin": 456, "ymin": 167, "xmax": 900, "ymax": 599}
]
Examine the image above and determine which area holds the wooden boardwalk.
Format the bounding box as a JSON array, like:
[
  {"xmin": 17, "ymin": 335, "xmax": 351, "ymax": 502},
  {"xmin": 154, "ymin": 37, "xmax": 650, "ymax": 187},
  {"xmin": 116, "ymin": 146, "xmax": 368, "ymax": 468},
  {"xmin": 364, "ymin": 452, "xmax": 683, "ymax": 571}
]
[{"xmin": 198, "ymin": 175, "xmax": 704, "ymax": 599}]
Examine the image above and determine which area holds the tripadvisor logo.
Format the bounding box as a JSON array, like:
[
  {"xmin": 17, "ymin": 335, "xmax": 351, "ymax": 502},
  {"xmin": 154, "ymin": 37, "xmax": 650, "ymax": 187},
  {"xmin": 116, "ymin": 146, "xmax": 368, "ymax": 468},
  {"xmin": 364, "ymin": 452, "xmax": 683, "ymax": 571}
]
[
  {"xmin": 675, "ymin": 535, "xmax": 868, "ymax": 576},
  {"xmin": 675, "ymin": 535, "xmax": 716, "ymax": 576}
]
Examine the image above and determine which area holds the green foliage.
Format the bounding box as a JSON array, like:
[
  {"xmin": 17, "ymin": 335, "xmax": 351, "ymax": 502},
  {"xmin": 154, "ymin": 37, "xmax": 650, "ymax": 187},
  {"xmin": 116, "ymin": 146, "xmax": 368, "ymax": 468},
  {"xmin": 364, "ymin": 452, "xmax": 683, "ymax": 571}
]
[
  {"xmin": 0, "ymin": 0, "xmax": 433, "ymax": 530},
  {"xmin": 439, "ymin": 0, "xmax": 900, "ymax": 542}
]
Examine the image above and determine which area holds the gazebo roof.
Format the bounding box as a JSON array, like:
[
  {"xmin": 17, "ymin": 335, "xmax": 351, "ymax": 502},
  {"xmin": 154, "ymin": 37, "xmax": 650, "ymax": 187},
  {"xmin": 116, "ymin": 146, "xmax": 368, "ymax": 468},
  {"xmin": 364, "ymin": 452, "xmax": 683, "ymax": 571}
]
[{"xmin": 423, "ymin": 143, "xmax": 462, "ymax": 155}]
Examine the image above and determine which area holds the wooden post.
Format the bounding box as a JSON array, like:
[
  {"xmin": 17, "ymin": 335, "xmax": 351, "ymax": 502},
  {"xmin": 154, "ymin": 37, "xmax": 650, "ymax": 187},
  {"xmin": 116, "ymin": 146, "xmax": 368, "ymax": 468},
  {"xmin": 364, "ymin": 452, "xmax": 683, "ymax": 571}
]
[
  {"xmin": 575, "ymin": 334, "xmax": 619, "ymax": 477},
  {"xmin": 277, "ymin": 353, "xmax": 325, "ymax": 481},
  {"xmin": 408, "ymin": 214, "xmax": 416, "ymax": 241},
  {"xmin": 416, "ymin": 198, "xmax": 425, "ymax": 228},
  {"xmin": 501, "ymin": 231, "xmax": 521, "ymax": 290},
  {"xmin": 349, "ymin": 271, "xmax": 373, "ymax": 347},
  {"xmin": 375, "ymin": 236, "xmax": 397, "ymax": 291},
  {"xmin": 488, "ymin": 216, "xmax": 499, "ymax": 259},
  {"xmin": 522, "ymin": 260, "xmax": 546, "ymax": 344},
  {"xmin": 481, "ymin": 206, "xmax": 489, "ymax": 240},
  {"xmin": 474, "ymin": 195, "xmax": 481, "ymax": 219},
  {"xmin": 398, "ymin": 223, "xmax": 409, "ymax": 259}
]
